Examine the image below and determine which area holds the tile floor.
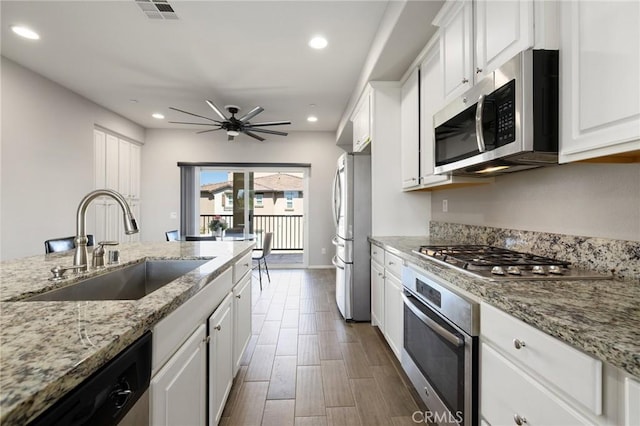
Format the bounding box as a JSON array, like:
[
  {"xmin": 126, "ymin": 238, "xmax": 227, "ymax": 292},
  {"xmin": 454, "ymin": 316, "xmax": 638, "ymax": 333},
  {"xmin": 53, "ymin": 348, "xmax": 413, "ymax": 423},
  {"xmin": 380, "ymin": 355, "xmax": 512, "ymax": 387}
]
[{"xmin": 220, "ymin": 269, "xmax": 426, "ymax": 426}]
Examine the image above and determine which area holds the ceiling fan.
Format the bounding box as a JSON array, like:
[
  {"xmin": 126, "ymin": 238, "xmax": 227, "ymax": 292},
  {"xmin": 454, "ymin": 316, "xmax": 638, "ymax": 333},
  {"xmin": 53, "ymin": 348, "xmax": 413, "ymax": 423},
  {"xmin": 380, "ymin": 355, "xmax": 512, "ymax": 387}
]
[{"xmin": 169, "ymin": 100, "xmax": 291, "ymax": 141}]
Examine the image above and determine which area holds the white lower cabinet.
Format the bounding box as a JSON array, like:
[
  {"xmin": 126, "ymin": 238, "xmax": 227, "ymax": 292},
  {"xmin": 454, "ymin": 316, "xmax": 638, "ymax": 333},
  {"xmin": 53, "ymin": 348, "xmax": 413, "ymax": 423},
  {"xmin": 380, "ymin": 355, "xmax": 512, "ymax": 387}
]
[
  {"xmin": 383, "ymin": 272, "xmax": 403, "ymax": 360},
  {"xmin": 371, "ymin": 259, "xmax": 385, "ymax": 331},
  {"xmin": 150, "ymin": 324, "xmax": 207, "ymax": 426},
  {"xmin": 209, "ymin": 292, "xmax": 234, "ymax": 426},
  {"xmin": 481, "ymin": 343, "xmax": 591, "ymax": 425},
  {"xmin": 233, "ymin": 271, "xmax": 252, "ymax": 376}
]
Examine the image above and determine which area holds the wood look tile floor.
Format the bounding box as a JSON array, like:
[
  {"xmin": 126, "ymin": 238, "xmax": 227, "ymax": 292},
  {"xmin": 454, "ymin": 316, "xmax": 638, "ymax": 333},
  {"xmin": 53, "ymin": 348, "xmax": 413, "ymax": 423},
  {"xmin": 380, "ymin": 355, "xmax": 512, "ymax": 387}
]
[{"xmin": 220, "ymin": 269, "xmax": 425, "ymax": 426}]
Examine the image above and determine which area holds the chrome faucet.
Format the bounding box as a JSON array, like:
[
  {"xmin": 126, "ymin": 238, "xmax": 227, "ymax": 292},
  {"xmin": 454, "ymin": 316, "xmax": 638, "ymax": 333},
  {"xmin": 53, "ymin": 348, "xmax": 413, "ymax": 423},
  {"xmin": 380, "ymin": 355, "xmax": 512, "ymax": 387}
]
[{"xmin": 73, "ymin": 189, "xmax": 139, "ymax": 271}]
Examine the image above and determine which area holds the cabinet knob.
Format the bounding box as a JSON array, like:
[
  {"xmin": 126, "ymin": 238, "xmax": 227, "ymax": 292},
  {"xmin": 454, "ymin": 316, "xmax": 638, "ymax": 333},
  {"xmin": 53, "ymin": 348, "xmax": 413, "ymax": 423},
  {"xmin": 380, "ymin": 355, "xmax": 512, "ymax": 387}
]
[
  {"xmin": 462, "ymin": 77, "xmax": 469, "ymax": 83},
  {"xmin": 513, "ymin": 339, "xmax": 526, "ymax": 350},
  {"xmin": 214, "ymin": 325, "xmax": 222, "ymax": 331},
  {"xmin": 378, "ymin": 272, "xmax": 383, "ymax": 277},
  {"xmin": 236, "ymin": 294, "xmax": 241, "ymax": 299},
  {"xmin": 514, "ymin": 414, "xmax": 527, "ymax": 425},
  {"xmin": 373, "ymin": 251, "xmax": 378, "ymax": 255},
  {"xmin": 388, "ymin": 261, "xmax": 394, "ymax": 265},
  {"xmin": 476, "ymin": 67, "xmax": 483, "ymax": 74},
  {"xmin": 244, "ymin": 263, "xmax": 249, "ymax": 267}
]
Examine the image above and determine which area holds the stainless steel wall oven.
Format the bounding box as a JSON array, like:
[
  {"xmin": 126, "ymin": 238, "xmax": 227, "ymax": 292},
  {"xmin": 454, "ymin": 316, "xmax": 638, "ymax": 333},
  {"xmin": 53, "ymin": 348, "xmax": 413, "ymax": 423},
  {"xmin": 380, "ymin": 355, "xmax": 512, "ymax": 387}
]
[{"xmin": 401, "ymin": 266, "xmax": 479, "ymax": 426}]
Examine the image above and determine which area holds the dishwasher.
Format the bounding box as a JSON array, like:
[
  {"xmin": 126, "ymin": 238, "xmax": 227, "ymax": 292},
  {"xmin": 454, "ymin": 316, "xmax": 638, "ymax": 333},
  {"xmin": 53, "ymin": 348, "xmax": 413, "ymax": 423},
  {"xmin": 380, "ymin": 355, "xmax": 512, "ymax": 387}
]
[{"xmin": 30, "ymin": 332, "xmax": 152, "ymax": 426}]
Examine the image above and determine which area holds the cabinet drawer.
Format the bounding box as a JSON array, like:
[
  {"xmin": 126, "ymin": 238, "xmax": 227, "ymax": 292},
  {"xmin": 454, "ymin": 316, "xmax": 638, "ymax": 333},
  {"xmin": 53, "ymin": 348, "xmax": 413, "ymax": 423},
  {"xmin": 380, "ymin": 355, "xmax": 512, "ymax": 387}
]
[
  {"xmin": 384, "ymin": 251, "xmax": 403, "ymax": 278},
  {"xmin": 233, "ymin": 251, "xmax": 252, "ymax": 284},
  {"xmin": 481, "ymin": 343, "xmax": 592, "ymax": 426},
  {"xmin": 370, "ymin": 245, "xmax": 384, "ymax": 265},
  {"xmin": 481, "ymin": 302, "xmax": 602, "ymax": 414}
]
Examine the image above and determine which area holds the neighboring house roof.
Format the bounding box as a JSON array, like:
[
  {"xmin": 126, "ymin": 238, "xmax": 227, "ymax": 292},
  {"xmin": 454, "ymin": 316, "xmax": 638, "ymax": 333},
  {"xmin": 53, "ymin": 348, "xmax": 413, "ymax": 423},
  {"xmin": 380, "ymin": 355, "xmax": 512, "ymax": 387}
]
[{"xmin": 201, "ymin": 173, "xmax": 303, "ymax": 195}]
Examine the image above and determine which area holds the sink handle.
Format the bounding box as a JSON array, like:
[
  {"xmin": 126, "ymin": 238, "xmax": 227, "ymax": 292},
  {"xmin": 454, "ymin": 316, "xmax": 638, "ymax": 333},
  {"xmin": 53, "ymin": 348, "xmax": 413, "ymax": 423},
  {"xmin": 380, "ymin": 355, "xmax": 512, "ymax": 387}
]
[
  {"xmin": 49, "ymin": 264, "xmax": 86, "ymax": 281},
  {"xmin": 92, "ymin": 241, "xmax": 119, "ymax": 268}
]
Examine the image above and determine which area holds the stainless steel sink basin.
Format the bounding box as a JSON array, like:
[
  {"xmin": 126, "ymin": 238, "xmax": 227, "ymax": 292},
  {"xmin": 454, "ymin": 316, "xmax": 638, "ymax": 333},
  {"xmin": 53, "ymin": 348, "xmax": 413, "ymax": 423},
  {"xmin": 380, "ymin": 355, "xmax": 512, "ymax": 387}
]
[{"xmin": 27, "ymin": 259, "xmax": 210, "ymax": 301}]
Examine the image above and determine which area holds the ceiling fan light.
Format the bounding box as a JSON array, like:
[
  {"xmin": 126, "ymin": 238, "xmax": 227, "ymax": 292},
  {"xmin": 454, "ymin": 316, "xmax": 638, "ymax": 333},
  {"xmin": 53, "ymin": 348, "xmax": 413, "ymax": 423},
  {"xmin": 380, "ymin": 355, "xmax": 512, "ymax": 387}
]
[
  {"xmin": 227, "ymin": 130, "xmax": 240, "ymax": 137},
  {"xmin": 309, "ymin": 36, "xmax": 328, "ymax": 49}
]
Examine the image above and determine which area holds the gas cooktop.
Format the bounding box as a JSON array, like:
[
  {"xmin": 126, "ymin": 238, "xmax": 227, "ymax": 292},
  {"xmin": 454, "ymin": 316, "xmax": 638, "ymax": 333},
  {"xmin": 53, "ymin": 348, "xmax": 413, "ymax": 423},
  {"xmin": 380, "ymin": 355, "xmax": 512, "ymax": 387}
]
[{"xmin": 413, "ymin": 245, "xmax": 612, "ymax": 281}]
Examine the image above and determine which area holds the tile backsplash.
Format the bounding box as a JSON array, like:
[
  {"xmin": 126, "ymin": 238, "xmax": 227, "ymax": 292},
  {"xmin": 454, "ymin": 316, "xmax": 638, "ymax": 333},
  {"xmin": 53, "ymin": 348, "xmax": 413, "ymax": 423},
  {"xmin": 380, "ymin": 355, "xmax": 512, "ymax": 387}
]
[{"xmin": 430, "ymin": 221, "xmax": 640, "ymax": 282}]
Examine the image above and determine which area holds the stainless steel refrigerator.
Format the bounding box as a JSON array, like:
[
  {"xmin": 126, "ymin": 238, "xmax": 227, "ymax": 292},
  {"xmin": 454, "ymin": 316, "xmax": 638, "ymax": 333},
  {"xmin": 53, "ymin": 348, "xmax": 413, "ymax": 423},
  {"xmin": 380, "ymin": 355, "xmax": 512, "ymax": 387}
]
[{"xmin": 331, "ymin": 152, "xmax": 371, "ymax": 321}]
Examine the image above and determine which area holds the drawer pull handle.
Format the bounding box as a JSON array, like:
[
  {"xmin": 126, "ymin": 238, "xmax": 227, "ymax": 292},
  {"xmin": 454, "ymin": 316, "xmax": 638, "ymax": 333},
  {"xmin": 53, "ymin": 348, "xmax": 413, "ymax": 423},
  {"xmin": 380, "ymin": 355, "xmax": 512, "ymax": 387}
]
[
  {"xmin": 514, "ymin": 414, "xmax": 527, "ymax": 425},
  {"xmin": 513, "ymin": 339, "xmax": 526, "ymax": 350},
  {"xmin": 388, "ymin": 261, "xmax": 395, "ymax": 265}
]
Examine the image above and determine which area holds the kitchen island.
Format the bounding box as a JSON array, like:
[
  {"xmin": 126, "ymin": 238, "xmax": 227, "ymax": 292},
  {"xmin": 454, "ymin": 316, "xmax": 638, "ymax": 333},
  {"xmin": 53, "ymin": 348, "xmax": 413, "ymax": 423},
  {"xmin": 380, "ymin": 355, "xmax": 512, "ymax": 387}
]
[{"xmin": 0, "ymin": 240, "xmax": 254, "ymax": 425}]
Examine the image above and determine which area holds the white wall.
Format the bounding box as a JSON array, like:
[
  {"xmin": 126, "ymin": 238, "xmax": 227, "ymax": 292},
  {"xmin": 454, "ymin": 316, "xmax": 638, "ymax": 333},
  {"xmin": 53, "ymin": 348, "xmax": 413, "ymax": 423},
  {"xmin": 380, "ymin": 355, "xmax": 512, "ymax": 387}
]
[
  {"xmin": 430, "ymin": 163, "xmax": 640, "ymax": 242},
  {"xmin": 0, "ymin": 57, "xmax": 145, "ymax": 260},
  {"xmin": 141, "ymin": 129, "xmax": 343, "ymax": 266}
]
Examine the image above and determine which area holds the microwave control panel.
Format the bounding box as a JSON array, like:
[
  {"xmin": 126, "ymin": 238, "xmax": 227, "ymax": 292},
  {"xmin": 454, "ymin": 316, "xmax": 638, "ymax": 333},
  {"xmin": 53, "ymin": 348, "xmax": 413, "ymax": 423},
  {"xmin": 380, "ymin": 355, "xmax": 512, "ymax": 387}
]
[{"xmin": 494, "ymin": 79, "xmax": 516, "ymax": 145}]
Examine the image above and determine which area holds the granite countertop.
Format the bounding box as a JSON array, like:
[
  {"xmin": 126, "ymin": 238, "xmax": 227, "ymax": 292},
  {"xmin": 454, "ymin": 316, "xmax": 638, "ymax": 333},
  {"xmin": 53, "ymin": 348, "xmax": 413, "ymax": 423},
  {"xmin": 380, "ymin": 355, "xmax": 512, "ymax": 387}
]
[
  {"xmin": 369, "ymin": 236, "xmax": 640, "ymax": 380},
  {"xmin": 0, "ymin": 241, "xmax": 254, "ymax": 425}
]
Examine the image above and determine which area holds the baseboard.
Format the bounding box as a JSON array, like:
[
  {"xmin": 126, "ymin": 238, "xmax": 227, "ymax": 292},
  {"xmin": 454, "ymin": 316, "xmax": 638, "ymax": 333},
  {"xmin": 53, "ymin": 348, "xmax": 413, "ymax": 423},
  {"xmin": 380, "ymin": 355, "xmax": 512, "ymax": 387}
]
[{"xmin": 307, "ymin": 265, "xmax": 335, "ymax": 269}]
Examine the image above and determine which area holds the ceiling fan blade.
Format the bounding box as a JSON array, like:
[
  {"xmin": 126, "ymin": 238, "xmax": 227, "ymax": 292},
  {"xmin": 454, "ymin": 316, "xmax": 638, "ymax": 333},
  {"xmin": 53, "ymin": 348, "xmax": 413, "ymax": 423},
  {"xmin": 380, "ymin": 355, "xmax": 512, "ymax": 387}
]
[
  {"xmin": 169, "ymin": 121, "xmax": 220, "ymax": 126},
  {"xmin": 228, "ymin": 135, "xmax": 235, "ymax": 141},
  {"xmin": 245, "ymin": 120, "xmax": 292, "ymax": 127},
  {"xmin": 243, "ymin": 130, "xmax": 266, "ymax": 142},
  {"xmin": 196, "ymin": 128, "xmax": 223, "ymax": 134},
  {"xmin": 206, "ymin": 100, "xmax": 228, "ymax": 121},
  {"xmin": 238, "ymin": 106, "xmax": 264, "ymax": 123},
  {"xmin": 248, "ymin": 128, "xmax": 289, "ymax": 136},
  {"xmin": 169, "ymin": 107, "xmax": 222, "ymax": 123}
]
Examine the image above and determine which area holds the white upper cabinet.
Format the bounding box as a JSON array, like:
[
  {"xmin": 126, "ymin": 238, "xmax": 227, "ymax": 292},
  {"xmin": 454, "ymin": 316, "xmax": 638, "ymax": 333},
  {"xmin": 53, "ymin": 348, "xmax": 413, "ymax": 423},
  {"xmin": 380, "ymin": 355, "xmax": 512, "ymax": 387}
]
[
  {"xmin": 559, "ymin": 1, "xmax": 640, "ymax": 163},
  {"xmin": 435, "ymin": 0, "xmax": 474, "ymax": 101},
  {"xmin": 352, "ymin": 88, "xmax": 372, "ymax": 152},
  {"xmin": 474, "ymin": 0, "xmax": 534, "ymax": 80},
  {"xmin": 434, "ymin": 0, "xmax": 535, "ymax": 102},
  {"xmin": 401, "ymin": 68, "xmax": 420, "ymax": 189}
]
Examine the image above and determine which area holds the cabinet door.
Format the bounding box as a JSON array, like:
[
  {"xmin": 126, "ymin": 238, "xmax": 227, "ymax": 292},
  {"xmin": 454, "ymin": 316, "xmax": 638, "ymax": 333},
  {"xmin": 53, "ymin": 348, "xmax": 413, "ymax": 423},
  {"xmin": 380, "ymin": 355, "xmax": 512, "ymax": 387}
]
[
  {"xmin": 439, "ymin": 0, "xmax": 473, "ymax": 101},
  {"xmin": 383, "ymin": 273, "xmax": 403, "ymax": 361},
  {"xmin": 371, "ymin": 260, "xmax": 385, "ymax": 331},
  {"xmin": 233, "ymin": 272, "xmax": 252, "ymax": 376},
  {"xmin": 129, "ymin": 143, "xmax": 141, "ymax": 200},
  {"xmin": 105, "ymin": 134, "xmax": 119, "ymax": 191},
  {"xmin": 94, "ymin": 130, "xmax": 106, "ymax": 189},
  {"xmin": 481, "ymin": 343, "xmax": 591, "ymax": 426},
  {"xmin": 209, "ymin": 292, "xmax": 234, "ymax": 426},
  {"xmin": 118, "ymin": 139, "xmax": 131, "ymax": 198},
  {"xmin": 559, "ymin": 1, "xmax": 640, "ymax": 162},
  {"xmin": 401, "ymin": 68, "xmax": 420, "ymax": 189},
  {"xmin": 474, "ymin": 0, "xmax": 533, "ymax": 79},
  {"xmin": 353, "ymin": 90, "xmax": 371, "ymax": 152},
  {"xmin": 420, "ymin": 44, "xmax": 450, "ymax": 186},
  {"xmin": 150, "ymin": 324, "xmax": 207, "ymax": 426}
]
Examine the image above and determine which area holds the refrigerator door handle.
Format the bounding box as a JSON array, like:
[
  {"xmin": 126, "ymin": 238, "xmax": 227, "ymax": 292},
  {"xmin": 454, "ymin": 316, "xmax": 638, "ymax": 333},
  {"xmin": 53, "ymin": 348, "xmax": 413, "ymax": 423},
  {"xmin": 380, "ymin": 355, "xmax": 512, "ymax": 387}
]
[
  {"xmin": 331, "ymin": 236, "xmax": 344, "ymax": 247},
  {"xmin": 332, "ymin": 167, "xmax": 341, "ymax": 228},
  {"xmin": 332, "ymin": 255, "xmax": 345, "ymax": 270}
]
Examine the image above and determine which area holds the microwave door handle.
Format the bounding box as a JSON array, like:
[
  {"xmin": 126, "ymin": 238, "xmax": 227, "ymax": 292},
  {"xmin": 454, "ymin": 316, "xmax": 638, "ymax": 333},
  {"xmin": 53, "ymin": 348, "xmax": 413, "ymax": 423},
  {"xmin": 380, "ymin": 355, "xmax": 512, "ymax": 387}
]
[
  {"xmin": 475, "ymin": 94, "xmax": 486, "ymax": 153},
  {"xmin": 402, "ymin": 292, "xmax": 464, "ymax": 348}
]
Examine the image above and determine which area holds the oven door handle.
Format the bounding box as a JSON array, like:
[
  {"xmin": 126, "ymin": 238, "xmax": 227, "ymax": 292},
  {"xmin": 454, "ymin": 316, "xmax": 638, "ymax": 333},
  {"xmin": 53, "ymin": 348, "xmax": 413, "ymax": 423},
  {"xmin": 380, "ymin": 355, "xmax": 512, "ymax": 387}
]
[
  {"xmin": 475, "ymin": 94, "xmax": 487, "ymax": 153},
  {"xmin": 402, "ymin": 292, "xmax": 464, "ymax": 348}
]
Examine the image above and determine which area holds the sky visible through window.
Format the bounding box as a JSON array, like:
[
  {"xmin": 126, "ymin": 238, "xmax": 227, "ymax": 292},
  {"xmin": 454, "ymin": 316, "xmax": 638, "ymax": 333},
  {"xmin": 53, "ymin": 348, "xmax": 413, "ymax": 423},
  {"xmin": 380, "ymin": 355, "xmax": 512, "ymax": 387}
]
[{"xmin": 200, "ymin": 171, "xmax": 228, "ymax": 185}]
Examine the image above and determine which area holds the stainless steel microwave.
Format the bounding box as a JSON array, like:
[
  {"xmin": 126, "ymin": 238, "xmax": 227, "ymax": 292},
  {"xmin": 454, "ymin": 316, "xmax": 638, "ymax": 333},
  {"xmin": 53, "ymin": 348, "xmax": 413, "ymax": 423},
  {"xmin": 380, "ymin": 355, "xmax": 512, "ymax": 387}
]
[{"xmin": 433, "ymin": 49, "xmax": 559, "ymax": 176}]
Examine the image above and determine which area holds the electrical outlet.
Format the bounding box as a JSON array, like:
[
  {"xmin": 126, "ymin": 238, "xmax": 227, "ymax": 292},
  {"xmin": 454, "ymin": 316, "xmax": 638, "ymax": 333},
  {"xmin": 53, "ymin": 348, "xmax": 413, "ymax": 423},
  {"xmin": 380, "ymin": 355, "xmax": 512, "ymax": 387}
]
[
  {"xmin": 442, "ymin": 199, "xmax": 448, "ymax": 213},
  {"xmin": 321, "ymin": 248, "xmax": 326, "ymax": 255}
]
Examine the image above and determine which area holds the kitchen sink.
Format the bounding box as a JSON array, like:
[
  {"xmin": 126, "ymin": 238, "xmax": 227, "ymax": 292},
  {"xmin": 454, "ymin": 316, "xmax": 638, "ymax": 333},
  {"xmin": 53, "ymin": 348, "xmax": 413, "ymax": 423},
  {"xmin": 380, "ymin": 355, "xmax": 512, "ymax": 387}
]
[{"xmin": 26, "ymin": 259, "xmax": 211, "ymax": 301}]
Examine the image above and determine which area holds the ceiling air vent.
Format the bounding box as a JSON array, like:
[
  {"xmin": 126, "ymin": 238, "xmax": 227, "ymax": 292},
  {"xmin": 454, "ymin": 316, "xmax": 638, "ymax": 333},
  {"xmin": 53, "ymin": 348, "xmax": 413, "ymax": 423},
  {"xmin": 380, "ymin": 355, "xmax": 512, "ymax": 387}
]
[{"xmin": 135, "ymin": 0, "xmax": 178, "ymax": 20}]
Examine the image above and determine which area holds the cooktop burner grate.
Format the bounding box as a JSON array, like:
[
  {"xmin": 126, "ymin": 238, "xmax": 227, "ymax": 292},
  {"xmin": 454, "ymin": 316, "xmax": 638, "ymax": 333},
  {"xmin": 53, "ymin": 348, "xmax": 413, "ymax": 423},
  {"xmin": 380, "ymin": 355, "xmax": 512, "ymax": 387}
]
[
  {"xmin": 413, "ymin": 244, "xmax": 612, "ymax": 281},
  {"xmin": 418, "ymin": 245, "xmax": 569, "ymax": 270}
]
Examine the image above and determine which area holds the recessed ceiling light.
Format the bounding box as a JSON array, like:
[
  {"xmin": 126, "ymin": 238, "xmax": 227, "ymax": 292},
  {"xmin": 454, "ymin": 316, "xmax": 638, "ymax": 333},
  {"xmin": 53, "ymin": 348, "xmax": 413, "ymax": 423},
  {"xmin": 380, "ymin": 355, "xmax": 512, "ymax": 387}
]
[
  {"xmin": 308, "ymin": 36, "xmax": 328, "ymax": 50},
  {"xmin": 307, "ymin": 116, "xmax": 318, "ymax": 123},
  {"xmin": 11, "ymin": 25, "xmax": 40, "ymax": 40},
  {"xmin": 152, "ymin": 113, "xmax": 165, "ymax": 120}
]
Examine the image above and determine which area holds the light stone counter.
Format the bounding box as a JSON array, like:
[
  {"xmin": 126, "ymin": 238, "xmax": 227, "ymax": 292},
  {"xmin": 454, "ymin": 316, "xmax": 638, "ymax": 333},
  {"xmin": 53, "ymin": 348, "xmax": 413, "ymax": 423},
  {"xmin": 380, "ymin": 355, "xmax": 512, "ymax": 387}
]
[
  {"xmin": 0, "ymin": 240, "xmax": 254, "ymax": 425},
  {"xmin": 369, "ymin": 235, "xmax": 640, "ymax": 380}
]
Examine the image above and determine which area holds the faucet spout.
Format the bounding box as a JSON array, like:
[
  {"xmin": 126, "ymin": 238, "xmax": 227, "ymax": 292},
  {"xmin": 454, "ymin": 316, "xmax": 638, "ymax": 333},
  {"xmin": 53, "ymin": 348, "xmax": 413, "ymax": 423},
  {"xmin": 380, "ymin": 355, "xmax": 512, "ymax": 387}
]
[{"xmin": 74, "ymin": 189, "xmax": 139, "ymax": 271}]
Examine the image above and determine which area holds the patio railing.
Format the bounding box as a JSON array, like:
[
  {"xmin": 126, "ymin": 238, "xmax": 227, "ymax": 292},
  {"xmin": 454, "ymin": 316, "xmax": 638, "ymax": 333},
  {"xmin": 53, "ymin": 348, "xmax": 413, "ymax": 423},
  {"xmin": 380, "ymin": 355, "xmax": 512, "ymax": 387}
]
[{"xmin": 200, "ymin": 214, "xmax": 303, "ymax": 250}]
